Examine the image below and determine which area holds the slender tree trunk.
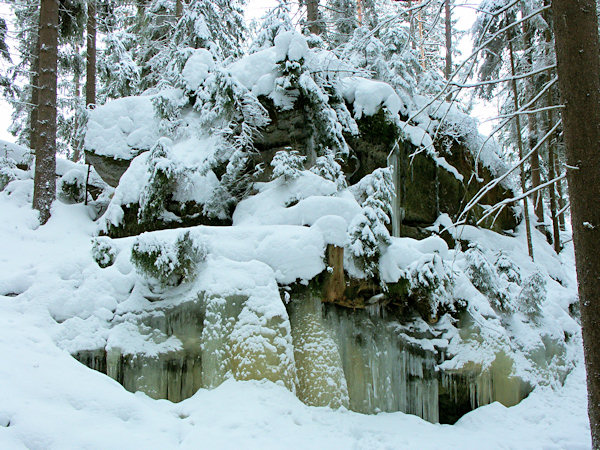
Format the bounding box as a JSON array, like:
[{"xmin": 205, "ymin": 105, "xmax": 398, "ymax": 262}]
[
  {"xmin": 556, "ymin": 157, "xmax": 566, "ymax": 229},
  {"xmin": 444, "ymin": 0, "xmax": 452, "ymax": 81},
  {"xmin": 306, "ymin": 0, "xmax": 321, "ymax": 35},
  {"xmin": 546, "ymin": 91, "xmax": 561, "ymax": 254},
  {"xmin": 71, "ymin": 46, "xmax": 82, "ymax": 163},
  {"xmin": 357, "ymin": 0, "xmax": 363, "ymax": 26},
  {"xmin": 553, "ymin": 0, "xmax": 600, "ymax": 447},
  {"xmin": 528, "ymin": 112, "xmax": 545, "ymax": 224},
  {"xmin": 543, "ymin": 4, "xmax": 560, "ymax": 253},
  {"xmin": 175, "ymin": 0, "xmax": 183, "ymax": 18},
  {"xmin": 509, "ymin": 33, "xmax": 534, "ymax": 261},
  {"xmin": 33, "ymin": 0, "xmax": 59, "ymax": 224},
  {"xmin": 521, "ymin": 4, "xmax": 545, "ymax": 225},
  {"xmin": 86, "ymin": 0, "xmax": 96, "ymax": 108},
  {"xmin": 30, "ymin": 29, "xmax": 40, "ymax": 152}
]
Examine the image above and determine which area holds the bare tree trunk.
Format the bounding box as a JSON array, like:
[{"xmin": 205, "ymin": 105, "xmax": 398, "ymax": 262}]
[
  {"xmin": 175, "ymin": 0, "xmax": 183, "ymax": 18},
  {"xmin": 86, "ymin": 0, "xmax": 96, "ymax": 108},
  {"xmin": 553, "ymin": 0, "xmax": 600, "ymax": 447},
  {"xmin": 546, "ymin": 91, "xmax": 561, "ymax": 254},
  {"xmin": 543, "ymin": 4, "xmax": 560, "ymax": 253},
  {"xmin": 521, "ymin": 4, "xmax": 545, "ymax": 225},
  {"xmin": 33, "ymin": 0, "xmax": 58, "ymax": 224},
  {"xmin": 71, "ymin": 45, "xmax": 82, "ymax": 163},
  {"xmin": 357, "ymin": 0, "xmax": 363, "ymax": 26},
  {"xmin": 508, "ymin": 34, "xmax": 534, "ymax": 261},
  {"xmin": 528, "ymin": 112, "xmax": 545, "ymax": 224},
  {"xmin": 556, "ymin": 157, "xmax": 566, "ymax": 229},
  {"xmin": 30, "ymin": 30, "xmax": 40, "ymax": 152},
  {"xmin": 444, "ymin": 0, "xmax": 452, "ymax": 81},
  {"xmin": 306, "ymin": 0, "xmax": 321, "ymax": 35}
]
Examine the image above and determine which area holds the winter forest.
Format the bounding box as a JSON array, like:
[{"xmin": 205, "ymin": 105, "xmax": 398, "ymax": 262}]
[{"xmin": 0, "ymin": 0, "xmax": 599, "ymax": 448}]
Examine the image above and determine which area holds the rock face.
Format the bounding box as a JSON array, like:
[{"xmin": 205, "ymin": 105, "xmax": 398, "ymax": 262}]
[
  {"xmin": 346, "ymin": 112, "xmax": 518, "ymax": 236},
  {"xmin": 86, "ymin": 91, "xmax": 519, "ymax": 238},
  {"xmin": 84, "ymin": 151, "xmax": 133, "ymax": 188}
]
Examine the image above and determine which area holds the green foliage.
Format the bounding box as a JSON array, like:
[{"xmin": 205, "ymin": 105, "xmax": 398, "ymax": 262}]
[
  {"xmin": 464, "ymin": 245, "xmax": 514, "ymax": 313},
  {"xmin": 310, "ymin": 150, "xmax": 347, "ymax": 189},
  {"xmin": 152, "ymin": 90, "xmax": 188, "ymax": 138},
  {"xmin": 91, "ymin": 237, "xmax": 117, "ymax": 269},
  {"xmin": 407, "ymin": 254, "xmax": 457, "ymax": 320},
  {"xmin": 58, "ymin": 169, "xmax": 86, "ymax": 203},
  {"xmin": 494, "ymin": 251, "xmax": 522, "ymax": 284},
  {"xmin": 271, "ymin": 149, "xmax": 306, "ymax": 181},
  {"xmin": 131, "ymin": 231, "xmax": 208, "ymax": 287},
  {"xmin": 348, "ymin": 168, "xmax": 395, "ymax": 279},
  {"xmin": 0, "ymin": 157, "xmax": 17, "ymax": 191},
  {"xmin": 138, "ymin": 138, "xmax": 177, "ymax": 224},
  {"xmin": 518, "ymin": 271, "xmax": 546, "ymax": 321}
]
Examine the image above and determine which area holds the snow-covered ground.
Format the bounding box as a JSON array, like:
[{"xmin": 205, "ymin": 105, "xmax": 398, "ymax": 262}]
[{"xmin": 0, "ymin": 165, "xmax": 591, "ymax": 449}]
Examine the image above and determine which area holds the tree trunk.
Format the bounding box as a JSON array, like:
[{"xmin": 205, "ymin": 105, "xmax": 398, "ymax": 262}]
[
  {"xmin": 306, "ymin": 0, "xmax": 321, "ymax": 35},
  {"xmin": 553, "ymin": 0, "xmax": 600, "ymax": 447},
  {"xmin": 33, "ymin": 0, "xmax": 59, "ymax": 224},
  {"xmin": 444, "ymin": 0, "xmax": 452, "ymax": 81},
  {"xmin": 357, "ymin": 0, "xmax": 363, "ymax": 26},
  {"xmin": 71, "ymin": 45, "xmax": 82, "ymax": 163},
  {"xmin": 508, "ymin": 34, "xmax": 534, "ymax": 261},
  {"xmin": 528, "ymin": 112, "xmax": 545, "ymax": 225},
  {"xmin": 546, "ymin": 91, "xmax": 561, "ymax": 254},
  {"xmin": 29, "ymin": 29, "xmax": 40, "ymax": 152},
  {"xmin": 543, "ymin": 4, "xmax": 560, "ymax": 253},
  {"xmin": 556, "ymin": 157, "xmax": 566, "ymax": 229},
  {"xmin": 86, "ymin": 0, "xmax": 96, "ymax": 108},
  {"xmin": 521, "ymin": 4, "xmax": 545, "ymax": 225},
  {"xmin": 175, "ymin": 0, "xmax": 183, "ymax": 18}
]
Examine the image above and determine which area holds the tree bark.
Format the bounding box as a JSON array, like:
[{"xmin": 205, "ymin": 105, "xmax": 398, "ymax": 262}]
[
  {"xmin": 556, "ymin": 157, "xmax": 566, "ymax": 229},
  {"xmin": 508, "ymin": 33, "xmax": 534, "ymax": 261},
  {"xmin": 71, "ymin": 44, "xmax": 82, "ymax": 163},
  {"xmin": 33, "ymin": 0, "xmax": 59, "ymax": 224},
  {"xmin": 30, "ymin": 29, "xmax": 40, "ymax": 152},
  {"xmin": 546, "ymin": 91, "xmax": 561, "ymax": 254},
  {"xmin": 521, "ymin": 4, "xmax": 545, "ymax": 225},
  {"xmin": 528, "ymin": 112, "xmax": 545, "ymax": 224},
  {"xmin": 553, "ymin": 0, "xmax": 600, "ymax": 447},
  {"xmin": 444, "ymin": 0, "xmax": 452, "ymax": 81},
  {"xmin": 175, "ymin": 0, "xmax": 183, "ymax": 18},
  {"xmin": 543, "ymin": 4, "xmax": 560, "ymax": 253},
  {"xmin": 357, "ymin": 0, "xmax": 363, "ymax": 26},
  {"xmin": 306, "ymin": 0, "xmax": 321, "ymax": 35},
  {"xmin": 86, "ymin": 0, "xmax": 96, "ymax": 108}
]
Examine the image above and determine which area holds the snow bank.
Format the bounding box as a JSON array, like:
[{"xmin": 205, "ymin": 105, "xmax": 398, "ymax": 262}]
[
  {"xmin": 182, "ymin": 48, "xmax": 215, "ymax": 92},
  {"xmin": 233, "ymin": 172, "xmax": 361, "ymax": 227},
  {"xmin": 0, "ymin": 149, "xmax": 591, "ymax": 450},
  {"xmin": 85, "ymin": 95, "xmax": 161, "ymax": 160},
  {"xmin": 341, "ymin": 76, "xmax": 404, "ymax": 118},
  {"xmin": 0, "ymin": 139, "xmax": 31, "ymax": 167}
]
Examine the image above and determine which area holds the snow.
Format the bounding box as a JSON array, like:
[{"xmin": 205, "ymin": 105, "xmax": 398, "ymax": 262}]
[
  {"xmin": 84, "ymin": 95, "xmax": 161, "ymax": 160},
  {"xmin": 233, "ymin": 171, "xmax": 361, "ymax": 227},
  {"xmin": 0, "ymin": 148, "xmax": 592, "ymax": 449},
  {"xmin": 181, "ymin": 48, "xmax": 215, "ymax": 92},
  {"xmin": 341, "ymin": 76, "xmax": 404, "ymax": 118},
  {"xmin": 0, "ymin": 301, "xmax": 591, "ymax": 449},
  {"xmin": 274, "ymin": 31, "xmax": 309, "ymax": 63},
  {"xmin": 228, "ymin": 47, "xmax": 278, "ymax": 95},
  {"xmin": 0, "ymin": 139, "xmax": 31, "ymax": 167},
  {"xmin": 0, "ymin": 30, "xmax": 591, "ymax": 449}
]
